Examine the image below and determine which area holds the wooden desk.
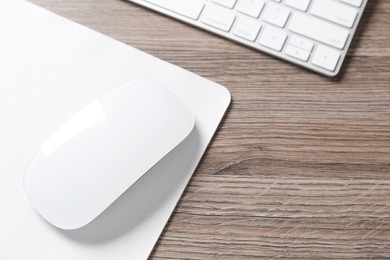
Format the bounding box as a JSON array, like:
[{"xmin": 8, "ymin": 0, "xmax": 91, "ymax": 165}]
[{"xmin": 30, "ymin": 0, "xmax": 390, "ymax": 258}]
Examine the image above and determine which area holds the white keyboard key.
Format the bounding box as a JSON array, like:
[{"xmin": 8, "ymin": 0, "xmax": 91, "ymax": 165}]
[
  {"xmin": 289, "ymin": 35, "xmax": 313, "ymax": 52},
  {"xmin": 213, "ymin": 0, "xmax": 237, "ymax": 9},
  {"xmin": 233, "ymin": 16, "xmax": 262, "ymax": 41},
  {"xmin": 285, "ymin": 45, "xmax": 310, "ymax": 61},
  {"xmin": 341, "ymin": 0, "xmax": 363, "ymax": 7},
  {"xmin": 144, "ymin": 0, "xmax": 204, "ymax": 20},
  {"xmin": 284, "ymin": 0, "xmax": 311, "ymax": 11},
  {"xmin": 259, "ymin": 26, "xmax": 287, "ymax": 51},
  {"xmin": 201, "ymin": 4, "xmax": 236, "ymax": 32},
  {"xmin": 288, "ymin": 12, "xmax": 349, "ymax": 49},
  {"xmin": 312, "ymin": 45, "xmax": 340, "ymax": 71},
  {"xmin": 311, "ymin": 0, "xmax": 358, "ymax": 28},
  {"xmin": 236, "ymin": 0, "xmax": 265, "ymax": 18},
  {"xmin": 262, "ymin": 2, "xmax": 290, "ymax": 27}
]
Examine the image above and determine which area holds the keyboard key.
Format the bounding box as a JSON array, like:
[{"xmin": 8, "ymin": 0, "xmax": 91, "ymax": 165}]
[
  {"xmin": 311, "ymin": 0, "xmax": 358, "ymax": 28},
  {"xmin": 213, "ymin": 0, "xmax": 237, "ymax": 9},
  {"xmin": 233, "ymin": 16, "xmax": 262, "ymax": 41},
  {"xmin": 288, "ymin": 12, "xmax": 349, "ymax": 49},
  {"xmin": 341, "ymin": 0, "xmax": 363, "ymax": 7},
  {"xmin": 289, "ymin": 35, "xmax": 313, "ymax": 52},
  {"xmin": 236, "ymin": 0, "xmax": 265, "ymax": 18},
  {"xmin": 201, "ymin": 4, "xmax": 236, "ymax": 31},
  {"xmin": 262, "ymin": 2, "xmax": 290, "ymax": 27},
  {"xmin": 259, "ymin": 26, "xmax": 287, "ymax": 51},
  {"xmin": 144, "ymin": 0, "xmax": 204, "ymax": 20},
  {"xmin": 284, "ymin": 0, "xmax": 311, "ymax": 11},
  {"xmin": 285, "ymin": 45, "xmax": 310, "ymax": 61},
  {"xmin": 312, "ymin": 45, "xmax": 340, "ymax": 71}
]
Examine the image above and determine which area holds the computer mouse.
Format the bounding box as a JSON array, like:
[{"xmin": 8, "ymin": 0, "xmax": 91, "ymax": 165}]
[{"xmin": 24, "ymin": 79, "xmax": 195, "ymax": 230}]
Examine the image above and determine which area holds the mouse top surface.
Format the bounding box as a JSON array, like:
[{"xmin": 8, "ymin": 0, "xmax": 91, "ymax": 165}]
[{"xmin": 24, "ymin": 79, "xmax": 195, "ymax": 230}]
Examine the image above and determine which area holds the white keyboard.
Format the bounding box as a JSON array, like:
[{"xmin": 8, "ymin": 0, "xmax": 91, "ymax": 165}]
[{"xmin": 127, "ymin": 0, "xmax": 367, "ymax": 77}]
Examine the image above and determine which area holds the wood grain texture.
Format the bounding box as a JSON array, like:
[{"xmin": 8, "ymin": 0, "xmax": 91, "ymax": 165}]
[{"xmin": 29, "ymin": 0, "xmax": 390, "ymax": 258}]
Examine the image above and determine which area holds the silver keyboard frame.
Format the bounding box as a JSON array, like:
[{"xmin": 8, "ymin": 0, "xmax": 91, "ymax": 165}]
[{"xmin": 127, "ymin": 0, "xmax": 368, "ymax": 77}]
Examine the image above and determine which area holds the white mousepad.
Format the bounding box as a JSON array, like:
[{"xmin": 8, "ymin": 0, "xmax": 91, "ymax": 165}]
[{"xmin": 0, "ymin": 1, "xmax": 230, "ymax": 259}]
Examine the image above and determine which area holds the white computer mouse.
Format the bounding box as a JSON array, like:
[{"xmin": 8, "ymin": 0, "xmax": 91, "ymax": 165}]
[{"xmin": 24, "ymin": 79, "xmax": 195, "ymax": 230}]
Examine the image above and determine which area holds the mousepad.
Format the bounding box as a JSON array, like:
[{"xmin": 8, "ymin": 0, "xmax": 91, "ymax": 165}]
[{"xmin": 0, "ymin": 1, "xmax": 230, "ymax": 259}]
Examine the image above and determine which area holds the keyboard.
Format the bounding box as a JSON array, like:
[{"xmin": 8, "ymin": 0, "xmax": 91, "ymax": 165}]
[{"xmin": 127, "ymin": 0, "xmax": 367, "ymax": 77}]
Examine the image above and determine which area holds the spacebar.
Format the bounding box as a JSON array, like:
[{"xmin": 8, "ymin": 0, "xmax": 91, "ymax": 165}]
[
  {"xmin": 143, "ymin": 0, "xmax": 204, "ymax": 20},
  {"xmin": 288, "ymin": 13, "xmax": 349, "ymax": 50}
]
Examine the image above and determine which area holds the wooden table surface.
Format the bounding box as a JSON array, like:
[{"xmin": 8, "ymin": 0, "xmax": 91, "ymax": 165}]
[{"xmin": 30, "ymin": 0, "xmax": 390, "ymax": 258}]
